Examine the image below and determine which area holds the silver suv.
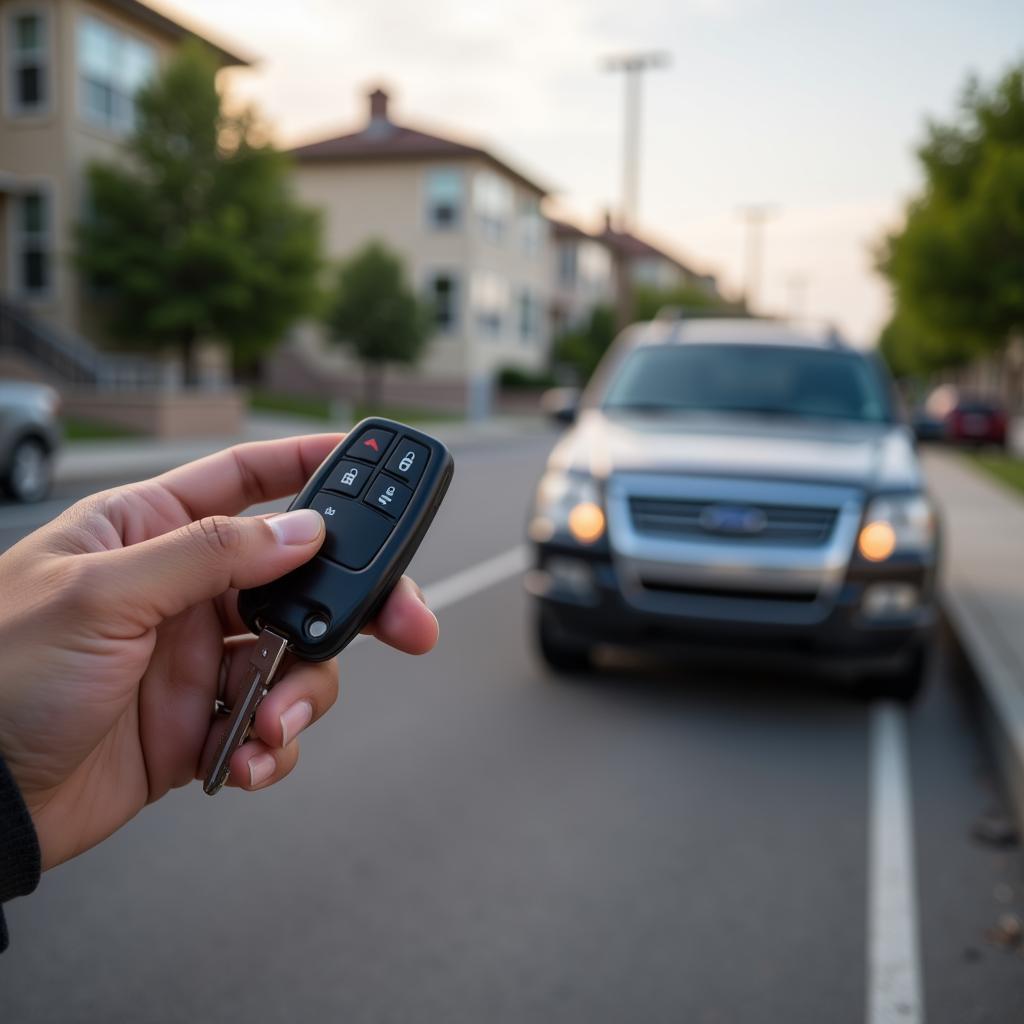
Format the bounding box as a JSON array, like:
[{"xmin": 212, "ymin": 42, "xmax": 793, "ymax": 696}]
[
  {"xmin": 0, "ymin": 381, "xmax": 61, "ymax": 502},
  {"xmin": 528, "ymin": 318, "xmax": 939, "ymax": 699}
]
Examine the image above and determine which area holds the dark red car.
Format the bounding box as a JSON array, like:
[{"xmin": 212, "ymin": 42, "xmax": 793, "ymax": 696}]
[
  {"xmin": 916, "ymin": 387, "xmax": 1009, "ymax": 448},
  {"xmin": 946, "ymin": 398, "xmax": 1008, "ymax": 447}
]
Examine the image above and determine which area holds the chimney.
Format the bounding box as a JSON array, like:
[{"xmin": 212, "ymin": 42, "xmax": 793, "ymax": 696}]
[
  {"xmin": 603, "ymin": 208, "xmax": 615, "ymax": 234},
  {"xmin": 368, "ymin": 87, "xmax": 390, "ymax": 125}
]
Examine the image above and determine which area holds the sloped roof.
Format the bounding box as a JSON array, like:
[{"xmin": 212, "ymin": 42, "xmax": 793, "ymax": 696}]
[
  {"xmin": 290, "ymin": 92, "xmax": 549, "ymax": 196},
  {"xmin": 599, "ymin": 223, "xmax": 700, "ymax": 276},
  {"xmin": 107, "ymin": 0, "xmax": 252, "ymax": 66}
]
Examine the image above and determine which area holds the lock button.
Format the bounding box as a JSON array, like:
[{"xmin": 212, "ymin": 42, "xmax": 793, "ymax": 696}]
[
  {"xmin": 363, "ymin": 475, "xmax": 413, "ymax": 519},
  {"xmin": 325, "ymin": 460, "xmax": 369, "ymax": 497},
  {"xmin": 384, "ymin": 439, "xmax": 430, "ymax": 486}
]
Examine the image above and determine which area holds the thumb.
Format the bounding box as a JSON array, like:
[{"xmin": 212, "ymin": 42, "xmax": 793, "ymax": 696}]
[{"xmin": 94, "ymin": 509, "xmax": 325, "ymax": 625}]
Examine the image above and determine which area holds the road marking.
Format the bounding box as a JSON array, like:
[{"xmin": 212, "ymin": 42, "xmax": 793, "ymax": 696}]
[
  {"xmin": 351, "ymin": 544, "xmax": 529, "ymax": 647},
  {"xmin": 420, "ymin": 544, "xmax": 529, "ymax": 613},
  {"xmin": 866, "ymin": 702, "xmax": 924, "ymax": 1024}
]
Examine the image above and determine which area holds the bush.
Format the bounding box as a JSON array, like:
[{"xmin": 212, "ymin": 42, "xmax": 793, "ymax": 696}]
[{"xmin": 497, "ymin": 366, "xmax": 559, "ymax": 391}]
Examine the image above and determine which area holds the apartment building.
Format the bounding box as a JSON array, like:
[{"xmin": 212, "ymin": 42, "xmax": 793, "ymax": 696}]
[
  {"xmin": 549, "ymin": 217, "xmax": 614, "ymax": 336},
  {"xmin": 271, "ymin": 87, "xmax": 552, "ymax": 406},
  {"xmin": 0, "ymin": 0, "xmax": 246, "ymax": 341}
]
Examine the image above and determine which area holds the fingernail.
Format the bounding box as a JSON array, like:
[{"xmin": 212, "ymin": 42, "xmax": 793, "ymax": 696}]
[
  {"xmin": 412, "ymin": 581, "xmax": 428, "ymax": 606},
  {"xmin": 248, "ymin": 751, "xmax": 276, "ymax": 787},
  {"xmin": 280, "ymin": 699, "xmax": 313, "ymax": 747},
  {"xmin": 268, "ymin": 509, "xmax": 324, "ymax": 546}
]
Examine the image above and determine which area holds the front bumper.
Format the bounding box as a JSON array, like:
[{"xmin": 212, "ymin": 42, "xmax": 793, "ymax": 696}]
[{"xmin": 527, "ymin": 541, "xmax": 937, "ymax": 673}]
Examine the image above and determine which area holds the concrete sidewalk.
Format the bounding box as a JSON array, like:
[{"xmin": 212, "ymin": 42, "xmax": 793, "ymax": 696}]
[
  {"xmin": 55, "ymin": 412, "xmax": 549, "ymax": 485},
  {"xmin": 924, "ymin": 449, "xmax": 1024, "ymax": 826}
]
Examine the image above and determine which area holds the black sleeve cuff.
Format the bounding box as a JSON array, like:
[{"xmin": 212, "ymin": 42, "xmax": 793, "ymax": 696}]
[{"xmin": 0, "ymin": 756, "xmax": 41, "ymax": 952}]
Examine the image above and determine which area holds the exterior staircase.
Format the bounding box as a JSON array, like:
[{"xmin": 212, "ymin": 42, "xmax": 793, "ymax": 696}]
[{"xmin": 0, "ymin": 298, "xmax": 164, "ymax": 390}]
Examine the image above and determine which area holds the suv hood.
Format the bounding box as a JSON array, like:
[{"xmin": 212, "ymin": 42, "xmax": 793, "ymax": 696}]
[{"xmin": 551, "ymin": 410, "xmax": 922, "ymax": 492}]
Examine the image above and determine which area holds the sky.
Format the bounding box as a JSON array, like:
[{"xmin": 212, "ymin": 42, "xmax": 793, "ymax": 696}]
[{"xmin": 158, "ymin": 0, "xmax": 1021, "ymax": 346}]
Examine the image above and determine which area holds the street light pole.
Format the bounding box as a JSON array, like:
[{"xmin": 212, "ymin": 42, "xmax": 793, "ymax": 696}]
[
  {"xmin": 737, "ymin": 204, "xmax": 777, "ymax": 313},
  {"xmin": 787, "ymin": 273, "xmax": 809, "ymax": 320},
  {"xmin": 604, "ymin": 51, "xmax": 670, "ymax": 231}
]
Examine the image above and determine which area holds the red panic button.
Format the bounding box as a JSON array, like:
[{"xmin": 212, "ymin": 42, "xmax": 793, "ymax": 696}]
[{"xmin": 349, "ymin": 428, "xmax": 395, "ymax": 464}]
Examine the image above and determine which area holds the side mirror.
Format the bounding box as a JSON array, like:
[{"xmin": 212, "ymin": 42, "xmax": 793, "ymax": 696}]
[{"xmin": 541, "ymin": 387, "xmax": 579, "ymax": 426}]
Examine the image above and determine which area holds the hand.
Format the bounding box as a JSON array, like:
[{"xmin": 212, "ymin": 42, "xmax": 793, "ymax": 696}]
[{"xmin": 0, "ymin": 434, "xmax": 438, "ymax": 871}]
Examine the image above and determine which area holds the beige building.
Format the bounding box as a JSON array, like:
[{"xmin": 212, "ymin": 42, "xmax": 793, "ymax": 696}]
[
  {"xmin": 271, "ymin": 87, "xmax": 552, "ymax": 408},
  {"xmin": 0, "ymin": 0, "xmax": 246, "ymax": 343},
  {"xmin": 549, "ymin": 217, "xmax": 615, "ymax": 336}
]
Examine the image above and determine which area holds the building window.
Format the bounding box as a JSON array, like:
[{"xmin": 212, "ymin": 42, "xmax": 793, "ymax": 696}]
[
  {"xmin": 518, "ymin": 289, "xmax": 540, "ymax": 344},
  {"xmin": 77, "ymin": 15, "xmax": 157, "ymax": 134},
  {"xmin": 428, "ymin": 272, "xmax": 459, "ymax": 332},
  {"xmin": 6, "ymin": 8, "xmax": 50, "ymax": 116},
  {"xmin": 472, "ymin": 271, "xmax": 508, "ymax": 338},
  {"xmin": 473, "ymin": 171, "xmax": 512, "ymax": 245},
  {"xmin": 425, "ymin": 168, "xmax": 463, "ymax": 230},
  {"xmin": 518, "ymin": 196, "xmax": 544, "ymax": 257},
  {"xmin": 557, "ymin": 243, "xmax": 578, "ymax": 289},
  {"xmin": 14, "ymin": 189, "xmax": 52, "ymax": 298}
]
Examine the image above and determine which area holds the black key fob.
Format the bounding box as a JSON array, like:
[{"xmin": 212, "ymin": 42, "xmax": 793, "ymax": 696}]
[{"xmin": 238, "ymin": 417, "xmax": 454, "ymax": 662}]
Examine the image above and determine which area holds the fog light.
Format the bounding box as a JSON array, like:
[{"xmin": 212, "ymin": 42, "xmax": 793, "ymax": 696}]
[
  {"xmin": 858, "ymin": 521, "xmax": 896, "ymax": 562},
  {"xmin": 547, "ymin": 556, "xmax": 596, "ymax": 597},
  {"xmin": 862, "ymin": 583, "xmax": 920, "ymax": 618},
  {"xmin": 568, "ymin": 502, "xmax": 605, "ymax": 544}
]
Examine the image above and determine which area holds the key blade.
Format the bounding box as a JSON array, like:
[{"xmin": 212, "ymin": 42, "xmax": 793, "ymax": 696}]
[{"xmin": 203, "ymin": 628, "xmax": 289, "ymax": 796}]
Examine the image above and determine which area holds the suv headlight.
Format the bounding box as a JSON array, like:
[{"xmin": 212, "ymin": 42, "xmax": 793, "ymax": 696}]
[
  {"xmin": 529, "ymin": 470, "xmax": 605, "ymax": 545},
  {"xmin": 858, "ymin": 494, "xmax": 937, "ymax": 561}
]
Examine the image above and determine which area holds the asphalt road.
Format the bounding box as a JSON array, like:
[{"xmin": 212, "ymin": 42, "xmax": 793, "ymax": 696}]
[{"xmin": 1, "ymin": 433, "xmax": 1023, "ymax": 1022}]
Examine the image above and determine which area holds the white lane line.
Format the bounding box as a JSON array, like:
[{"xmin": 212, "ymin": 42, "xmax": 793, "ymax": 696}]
[
  {"xmin": 866, "ymin": 702, "xmax": 924, "ymax": 1024},
  {"xmin": 420, "ymin": 544, "xmax": 529, "ymax": 613},
  {"xmin": 350, "ymin": 544, "xmax": 529, "ymax": 647}
]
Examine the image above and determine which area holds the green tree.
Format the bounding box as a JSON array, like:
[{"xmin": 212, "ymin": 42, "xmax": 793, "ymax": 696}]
[
  {"xmin": 553, "ymin": 305, "xmax": 617, "ymax": 382},
  {"xmin": 631, "ymin": 282, "xmax": 743, "ymax": 323},
  {"xmin": 878, "ymin": 64, "xmax": 1024, "ymax": 374},
  {"xmin": 324, "ymin": 242, "xmax": 430, "ymax": 407},
  {"xmin": 76, "ymin": 42, "xmax": 322, "ymax": 384}
]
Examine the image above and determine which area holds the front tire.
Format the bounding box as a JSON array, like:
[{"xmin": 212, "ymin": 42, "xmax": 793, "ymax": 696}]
[
  {"xmin": 535, "ymin": 606, "xmax": 593, "ymax": 675},
  {"xmin": 5, "ymin": 437, "xmax": 52, "ymax": 503}
]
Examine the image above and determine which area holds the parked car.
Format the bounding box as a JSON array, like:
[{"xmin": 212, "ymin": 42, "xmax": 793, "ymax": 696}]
[
  {"xmin": 0, "ymin": 381, "xmax": 62, "ymax": 502},
  {"xmin": 527, "ymin": 318, "xmax": 940, "ymax": 700},
  {"xmin": 914, "ymin": 386, "xmax": 1009, "ymax": 448}
]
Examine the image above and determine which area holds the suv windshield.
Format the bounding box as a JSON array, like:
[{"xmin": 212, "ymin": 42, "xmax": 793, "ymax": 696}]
[{"xmin": 602, "ymin": 343, "xmax": 890, "ymax": 423}]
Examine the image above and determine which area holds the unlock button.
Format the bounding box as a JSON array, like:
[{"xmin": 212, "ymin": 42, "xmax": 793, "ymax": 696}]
[
  {"xmin": 384, "ymin": 439, "xmax": 429, "ymax": 485},
  {"xmin": 364, "ymin": 475, "xmax": 412, "ymax": 519}
]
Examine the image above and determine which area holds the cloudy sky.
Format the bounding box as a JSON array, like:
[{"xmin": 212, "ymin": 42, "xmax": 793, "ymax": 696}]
[{"xmin": 159, "ymin": 0, "xmax": 1019, "ymax": 345}]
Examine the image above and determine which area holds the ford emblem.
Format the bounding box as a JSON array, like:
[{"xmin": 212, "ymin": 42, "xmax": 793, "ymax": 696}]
[{"xmin": 699, "ymin": 504, "xmax": 767, "ymax": 535}]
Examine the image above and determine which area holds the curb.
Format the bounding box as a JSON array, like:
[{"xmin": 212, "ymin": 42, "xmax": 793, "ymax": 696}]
[{"xmin": 942, "ymin": 586, "xmax": 1024, "ymax": 832}]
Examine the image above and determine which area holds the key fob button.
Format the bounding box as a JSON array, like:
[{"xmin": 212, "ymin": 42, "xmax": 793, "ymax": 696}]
[
  {"xmin": 325, "ymin": 460, "xmax": 369, "ymax": 497},
  {"xmin": 310, "ymin": 492, "xmax": 393, "ymax": 569},
  {"xmin": 384, "ymin": 440, "xmax": 430, "ymax": 486},
  {"xmin": 348, "ymin": 427, "xmax": 395, "ymax": 464},
  {"xmin": 363, "ymin": 476, "xmax": 412, "ymax": 519}
]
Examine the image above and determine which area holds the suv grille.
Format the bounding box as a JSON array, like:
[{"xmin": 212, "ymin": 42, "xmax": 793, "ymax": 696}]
[{"xmin": 628, "ymin": 496, "xmax": 838, "ymax": 546}]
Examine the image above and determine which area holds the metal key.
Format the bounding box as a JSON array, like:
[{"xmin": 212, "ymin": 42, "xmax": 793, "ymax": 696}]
[
  {"xmin": 203, "ymin": 627, "xmax": 289, "ymax": 795},
  {"xmin": 202, "ymin": 417, "xmax": 453, "ymax": 797}
]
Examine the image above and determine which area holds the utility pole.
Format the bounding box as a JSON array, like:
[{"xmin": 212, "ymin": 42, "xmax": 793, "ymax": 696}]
[
  {"xmin": 787, "ymin": 273, "xmax": 809, "ymax": 320},
  {"xmin": 604, "ymin": 51, "xmax": 670, "ymax": 231},
  {"xmin": 737, "ymin": 204, "xmax": 777, "ymax": 313}
]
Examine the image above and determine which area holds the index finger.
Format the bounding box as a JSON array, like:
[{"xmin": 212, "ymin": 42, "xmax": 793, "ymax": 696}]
[{"xmin": 156, "ymin": 433, "xmax": 343, "ymax": 520}]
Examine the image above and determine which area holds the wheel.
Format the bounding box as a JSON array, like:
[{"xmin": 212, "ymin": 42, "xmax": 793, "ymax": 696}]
[
  {"xmin": 535, "ymin": 606, "xmax": 593, "ymax": 674},
  {"xmin": 5, "ymin": 437, "xmax": 52, "ymax": 503},
  {"xmin": 861, "ymin": 647, "xmax": 927, "ymax": 702}
]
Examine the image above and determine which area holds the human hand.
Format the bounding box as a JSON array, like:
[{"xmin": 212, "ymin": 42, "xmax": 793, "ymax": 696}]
[{"xmin": 0, "ymin": 434, "xmax": 438, "ymax": 870}]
